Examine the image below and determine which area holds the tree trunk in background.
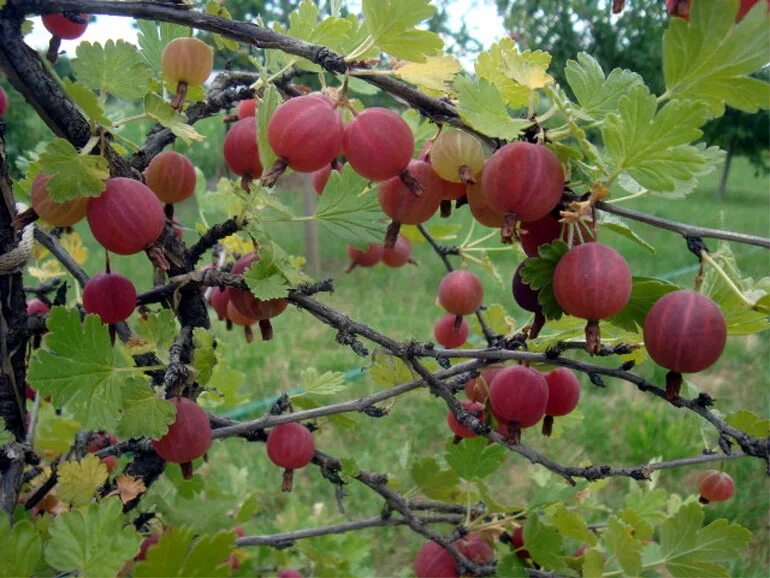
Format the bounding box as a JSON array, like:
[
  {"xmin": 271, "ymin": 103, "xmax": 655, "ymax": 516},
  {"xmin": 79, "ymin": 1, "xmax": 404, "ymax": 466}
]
[{"xmin": 716, "ymin": 139, "xmax": 735, "ymax": 201}]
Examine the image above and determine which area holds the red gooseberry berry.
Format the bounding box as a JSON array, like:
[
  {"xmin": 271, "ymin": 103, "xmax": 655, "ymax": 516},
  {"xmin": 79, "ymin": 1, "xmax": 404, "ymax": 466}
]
[
  {"xmin": 83, "ymin": 272, "xmax": 137, "ymax": 325},
  {"xmin": 26, "ymin": 299, "xmax": 50, "ymax": 316},
  {"xmin": 237, "ymin": 99, "xmax": 257, "ymax": 119},
  {"xmin": 152, "ymin": 397, "xmax": 212, "ymax": 479},
  {"xmin": 698, "ymin": 470, "xmax": 735, "ymax": 503},
  {"xmin": 343, "ymin": 107, "xmax": 414, "ymax": 181},
  {"xmin": 438, "ymin": 270, "xmax": 484, "ymax": 317},
  {"xmin": 223, "ymin": 117, "xmax": 263, "ymax": 184},
  {"xmin": 0, "ymin": 87, "xmax": 7, "ymax": 116},
  {"xmin": 31, "ymin": 174, "xmax": 88, "ymax": 227},
  {"xmin": 382, "ymin": 234, "xmax": 412, "ymax": 268},
  {"xmin": 145, "ymin": 151, "xmax": 197, "ymax": 204},
  {"xmin": 434, "ymin": 314, "xmax": 469, "ymax": 349},
  {"xmin": 42, "ymin": 13, "xmax": 89, "ymax": 39},
  {"xmin": 446, "ymin": 400, "xmax": 485, "ymax": 438},
  {"xmin": 347, "ymin": 243, "xmax": 384, "ymax": 269},
  {"xmin": 414, "ymin": 541, "xmax": 458, "ymax": 578},
  {"xmin": 266, "ymin": 422, "xmax": 314, "ymax": 491},
  {"xmin": 489, "ymin": 365, "xmax": 549, "ymax": 430}
]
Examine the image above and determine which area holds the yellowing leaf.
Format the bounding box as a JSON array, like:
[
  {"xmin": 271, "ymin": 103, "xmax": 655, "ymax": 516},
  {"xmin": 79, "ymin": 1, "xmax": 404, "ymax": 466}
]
[
  {"xmin": 28, "ymin": 260, "xmax": 64, "ymax": 281},
  {"xmin": 221, "ymin": 234, "xmax": 254, "ymax": 257},
  {"xmin": 57, "ymin": 454, "xmax": 108, "ymax": 507},
  {"xmin": 500, "ymin": 45, "xmax": 553, "ymax": 90},
  {"xmin": 116, "ymin": 474, "xmax": 146, "ymax": 504},
  {"xmin": 144, "ymin": 94, "xmax": 204, "ymax": 144},
  {"xmin": 59, "ymin": 232, "xmax": 88, "ymax": 266},
  {"xmin": 394, "ymin": 55, "xmax": 461, "ymax": 93}
]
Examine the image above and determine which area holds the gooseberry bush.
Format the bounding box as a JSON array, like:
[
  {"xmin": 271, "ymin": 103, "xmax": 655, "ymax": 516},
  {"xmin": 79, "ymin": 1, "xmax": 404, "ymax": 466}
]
[{"xmin": 0, "ymin": 1, "xmax": 768, "ymax": 577}]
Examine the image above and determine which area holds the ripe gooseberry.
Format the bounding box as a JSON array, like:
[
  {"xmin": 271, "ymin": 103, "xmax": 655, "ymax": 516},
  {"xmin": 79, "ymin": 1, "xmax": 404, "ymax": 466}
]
[
  {"xmin": 311, "ymin": 164, "xmax": 335, "ymax": 194},
  {"xmin": 542, "ymin": 368, "xmax": 581, "ymax": 436},
  {"xmin": 30, "ymin": 174, "xmax": 88, "ymax": 227},
  {"xmin": 208, "ymin": 286, "xmax": 230, "ymax": 322},
  {"xmin": 511, "ymin": 526, "xmax": 530, "ymax": 559},
  {"xmin": 438, "ymin": 270, "xmax": 484, "ymax": 317},
  {"xmin": 737, "ymin": 0, "xmax": 769, "ymax": 20},
  {"xmin": 698, "ymin": 470, "xmax": 735, "ymax": 504},
  {"xmin": 643, "ymin": 290, "xmax": 727, "ymax": 399},
  {"xmin": 481, "ymin": 142, "xmax": 565, "ymax": 243},
  {"xmin": 0, "ymin": 87, "xmax": 7, "ymax": 116},
  {"xmin": 265, "ymin": 94, "xmax": 343, "ymax": 182},
  {"xmin": 382, "ymin": 234, "xmax": 412, "ymax": 268},
  {"xmin": 665, "ymin": 0, "xmax": 691, "ymax": 19},
  {"xmin": 342, "ymin": 107, "xmax": 414, "ymax": 181},
  {"xmin": 229, "ymin": 253, "xmax": 288, "ymax": 341},
  {"xmin": 161, "ymin": 37, "xmax": 214, "ymax": 108},
  {"xmin": 520, "ymin": 213, "xmax": 595, "ymax": 257},
  {"xmin": 266, "ymin": 422, "xmax": 314, "ymax": 492},
  {"xmin": 237, "ymin": 99, "xmax": 257, "ymax": 119},
  {"xmin": 446, "ymin": 400, "xmax": 485, "ymax": 439},
  {"xmin": 277, "ymin": 570, "xmax": 302, "ymax": 578},
  {"xmin": 430, "ymin": 128, "xmax": 485, "ymax": 185},
  {"xmin": 152, "ymin": 397, "xmax": 212, "ymax": 479},
  {"xmin": 434, "ymin": 314, "xmax": 469, "ymax": 349},
  {"xmin": 87, "ymin": 177, "xmax": 165, "ymax": 255},
  {"xmin": 455, "ymin": 533, "xmax": 494, "ymax": 564},
  {"xmin": 42, "ymin": 13, "xmax": 89, "ymax": 39},
  {"xmin": 466, "ymin": 181, "xmax": 504, "ymax": 228},
  {"xmin": 144, "ymin": 151, "xmax": 197, "ymax": 204},
  {"xmin": 223, "ymin": 117, "xmax": 263, "ymax": 189},
  {"xmin": 489, "ymin": 366, "xmax": 549, "ymax": 437},
  {"xmin": 552, "ymin": 243, "xmax": 632, "ymax": 353},
  {"xmin": 346, "ymin": 243, "xmax": 383, "ymax": 271},
  {"xmin": 414, "ymin": 541, "xmax": 458, "ymax": 578},
  {"xmin": 83, "ymin": 272, "xmax": 137, "ymax": 325},
  {"xmin": 512, "ymin": 261, "xmax": 545, "ymax": 338},
  {"xmin": 135, "ymin": 534, "xmax": 160, "ymax": 561},
  {"xmin": 27, "ymin": 299, "xmax": 50, "ymax": 316},
  {"xmin": 226, "ymin": 300, "xmax": 256, "ymax": 343},
  {"xmin": 378, "ymin": 159, "xmax": 443, "ymax": 246}
]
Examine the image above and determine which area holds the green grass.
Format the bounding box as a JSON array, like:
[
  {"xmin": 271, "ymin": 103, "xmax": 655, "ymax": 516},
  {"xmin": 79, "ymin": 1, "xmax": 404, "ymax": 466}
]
[{"xmin": 28, "ymin": 155, "xmax": 770, "ymax": 576}]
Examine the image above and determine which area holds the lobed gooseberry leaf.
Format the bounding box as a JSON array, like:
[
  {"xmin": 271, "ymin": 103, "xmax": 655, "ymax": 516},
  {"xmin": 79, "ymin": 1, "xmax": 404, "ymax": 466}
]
[
  {"xmin": 133, "ymin": 309, "xmax": 179, "ymax": 363},
  {"xmin": 34, "ymin": 404, "xmax": 81, "ymax": 459},
  {"xmin": 144, "ymin": 93, "xmax": 204, "ymax": 144},
  {"xmin": 313, "ymin": 164, "xmax": 387, "ymax": 246},
  {"xmin": 61, "ymin": 79, "xmax": 112, "ymax": 126},
  {"xmin": 520, "ymin": 240, "xmax": 569, "ymax": 320},
  {"xmin": 597, "ymin": 212, "xmax": 655, "ymax": 254},
  {"xmin": 663, "ymin": 0, "xmax": 770, "ymax": 117},
  {"xmin": 498, "ymin": 43, "xmax": 553, "ymax": 92},
  {"xmin": 393, "ymin": 55, "xmax": 462, "ymax": 94},
  {"xmin": 525, "ymin": 514, "xmax": 565, "ymax": 569},
  {"xmin": 205, "ymin": 1, "xmax": 239, "ymax": 52},
  {"xmin": 607, "ymin": 277, "xmax": 680, "ymax": 332},
  {"xmin": 624, "ymin": 483, "xmax": 669, "ymax": 527},
  {"xmin": 347, "ymin": 77, "xmax": 379, "ymax": 95},
  {"xmin": 701, "ymin": 242, "xmax": 770, "ymax": 334},
  {"xmin": 117, "ymin": 381, "xmax": 176, "ymax": 440},
  {"xmin": 72, "ymin": 40, "xmax": 153, "ymax": 101},
  {"xmin": 475, "ymin": 37, "xmax": 530, "ymax": 108},
  {"xmin": 619, "ymin": 507, "xmax": 655, "ymax": 543},
  {"xmin": 0, "ymin": 513, "xmax": 42, "ymax": 578},
  {"xmin": 57, "ymin": 454, "xmax": 108, "ymax": 507},
  {"xmin": 133, "ymin": 526, "xmax": 235, "ymax": 577},
  {"xmin": 603, "ymin": 517, "xmax": 643, "ymax": 576},
  {"xmin": 44, "ymin": 498, "xmax": 142, "ymax": 578},
  {"xmin": 299, "ymin": 368, "xmax": 346, "ymax": 396},
  {"xmin": 116, "ymin": 474, "xmax": 147, "ymax": 505},
  {"xmin": 582, "ymin": 549, "xmax": 605, "ymax": 577},
  {"xmin": 455, "ymin": 75, "xmax": 531, "ymax": 140},
  {"xmin": 497, "ymin": 553, "xmax": 529, "ymax": 577},
  {"xmin": 192, "ymin": 328, "xmax": 216, "ymax": 387},
  {"xmin": 36, "ymin": 139, "xmax": 108, "ymax": 201},
  {"xmin": 602, "ymin": 84, "xmax": 715, "ymax": 196},
  {"xmin": 658, "ymin": 502, "xmax": 751, "ymax": 577},
  {"xmin": 410, "ymin": 456, "xmax": 462, "ymax": 502},
  {"xmin": 368, "ymin": 353, "xmax": 414, "ymax": 387},
  {"xmin": 291, "ymin": 395, "xmax": 358, "ymax": 429},
  {"xmin": 277, "ymin": 0, "xmax": 352, "ymax": 71},
  {"xmin": 565, "ymin": 53, "xmax": 644, "ymax": 121},
  {"xmin": 136, "ymin": 20, "xmax": 191, "ymax": 72},
  {"xmin": 444, "ymin": 436, "xmax": 505, "ymax": 481},
  {"xmin": 548, "ymin": 503, "xmax": 597, "ymax": 546},
  {"xmin": 724, "ymin": 409, "xmax": 770, "ymax": 438},
  {"xmin": 360, "ymin": 0, "xmax": 443, "ymax": 62}
]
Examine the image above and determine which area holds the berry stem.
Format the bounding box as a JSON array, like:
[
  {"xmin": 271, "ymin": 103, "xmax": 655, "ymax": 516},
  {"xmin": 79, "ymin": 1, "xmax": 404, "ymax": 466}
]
[
  {"xmin": 585, "ymin": 319, "xmax": 601, "ymax": 354},
  {"xmin": 500, "ymin": 212, "xmax": 519, "ymax": 244},
  {"xmin": 384, "ymin": 221, "xmax": 401, "ymax": 249},
  {"xmin": 281, "ymin": 468, "xmax": 294, "ymax": 492},
  {"xmin": 542, "ymin": 415, "xmax": 554, "ymax": 437},
  {"xmin": 170, "ymin": 81, "xmax": 188, "ymax": 110},
  {"xmin": 261, "ymin": 159, "xmax": 288, "ymax": 188},
  {"xmin": 440, "ymin": 200, "xmax": 452, "ymax": 218},
  {"xmin": 180, "ymin": 461, "xmax": 193, "ymax": 479},
  {"xmin": 665, "ymin": 370, "xmax": 682, "ymax": 401},
  {"xmin": 458, "ymin": 165, "xmax": 477, "ymax": 185},
  {"xmin": 258, "ymin": 319, "xmax": 273, "ymax": 341},
  {"xmin": 46, "ymin": 36, "xmax": 61, "ymax": 64},
  {"xmin": 398, "ymin": 169, "xmax": 423, "ymax": 197}
]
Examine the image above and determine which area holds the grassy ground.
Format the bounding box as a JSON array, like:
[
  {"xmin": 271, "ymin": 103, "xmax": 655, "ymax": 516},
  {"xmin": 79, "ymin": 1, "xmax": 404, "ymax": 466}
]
[{"xmin": 32, "ymin": 155, "xmax": 770, "ymax": 575}]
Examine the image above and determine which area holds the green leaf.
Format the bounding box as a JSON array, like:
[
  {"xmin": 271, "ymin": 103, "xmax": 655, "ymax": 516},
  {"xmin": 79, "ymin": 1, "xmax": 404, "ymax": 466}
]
[
  {"xmin": 0, "ymin": 417, "xmax": 11, "ymax": 445},
  {"xmin": 0, "ymin": 513, "xmax": 42, "ymax": 578},
  {"xmin": 314, "ymin": 164, "xmax": 387, "ymax": 246},
  {"xmin": 300, "ymin": 368, "xmax": 346, "ymax": 396},
  {"xmin": 525, "ymin": 514, "xmax": 565, "ymax": 569},
  {"xmin": 134, "ymin": 309, "xmax": 179, "ymax": 362},
  {"xmin": 548, "ymin": 503, "xmax": 597, "ymax": 546},
  {"xmin": 474, "ymin": 37, "xmax": 549, "ymax": 109},
  {"xmin": 72, "ymin": 40, "xmax": 152, "ymax": 100},
  {"xmin": 57, "ymin": 454, "xmax": 108, "ymax": 507},
  {"xmin": 61, "ymin": 79, "xmax": 112, "ymax": 126},
  {"xmin": 497, "ymin": 553, "xmax": 530, "ymax": 577},
  {"xmin": 455, "ymin": 75, "xmax": 531, "ymax": 140},
  {"xmin": 410, "ymin": 456, "xmax": 462, "ymax": 502},
  {"xmin": 368, "ymin": 353, "xmax": 414, "ymax": 387},
  {"xmin": 520, "ymin": 241, "xmax": 569, "ymax": 320},
  {"xmin": 444, "ymin": 437, "xmax": 505, "ymax": 481},
  {"xmin": 701, "ymin": 242, "xmax": 770, "ymax": 334},
  {"xmin": 136, "ymin": 20, "xmax": 191, "ymax": 72},
  {"xmin": 608, "ymin": 277, "xmax": 680, "ymax": 332},
  {"xmin": 620, "ymin": 507, "xmax": 655, "ymax": 543},
  {"xmin": 598, "ymin": 212, "xmax": 655, "ymax": 254},
  {"xmin": 242, "ymin": 269, "xmax": 289, "ymax": 300},
  {"xmin": 603, "ymin": 516, "xmax": 643, "ymax": 577},
  {"xmin": 34, "ymin": 404, "xmax": 81, "ymax": 458},
  {"xmin": 258, "ymin": 85, "xmax": 281, "ymax": 173},
  {"xmin": 192, "ymin": 328, "xmax": 216, "ymax": 387},
  {"xmin": 360, "ymin": 0, "xmax": 443, "ymax": 62},
  {"xmin": 134, "ymin": 526, "xmax": 234, "ymax": 577},
  {"xmin": 347, "ymin": 77, "xmax": 379, "ymax": 96},
  {"xmin": 117, "ymin": 382, "xmax": 176, "ymax": 440},
  {"xmin": 28, "ymin": 308, "xmax": 143, "ymax": 431},
  {"xmin": 45, "ymin": 498, "xmax": 141, "ymax": 577},
  {"xmin": 663, "ymin": 0, "xmax": 770, "ymax": 116},
  {"xmin": 659, "ymin": 502, "xmax": 751, "ymax": 577},
  {"xmin": 565, "ymin": 53, "xmax": 644, "ymax": 120},
  {"xmin": 582, "ymin": 549, "xmax": 605, "ymax": 577},
  {"xmin": 602, "ymin": 84, "xmax": 715, "ymax": 195},
  {"xmin": 401, "ymin": 108, "xmax": 439, "ymax": 158},
  {"xmin": 624, "ymin": 483, "xmax": 669, "ymax": 527},
  {"xmin": 281, "ymin": 0, "xmax": 352, "ymax": 71},
  {"xmin": 36, "ymin": 139, "xmax": 108, "ymax": 201},
  {"xmin": 144, "ymin": 93, "xmax": 204, "ymax": 144},
  {"xmin": 291, "ymin": 395, "xmax": 358, "ymax": 429},
  {"xmin": 724, "ymin": 409, "xmax": 770, "ymax": 438}
]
